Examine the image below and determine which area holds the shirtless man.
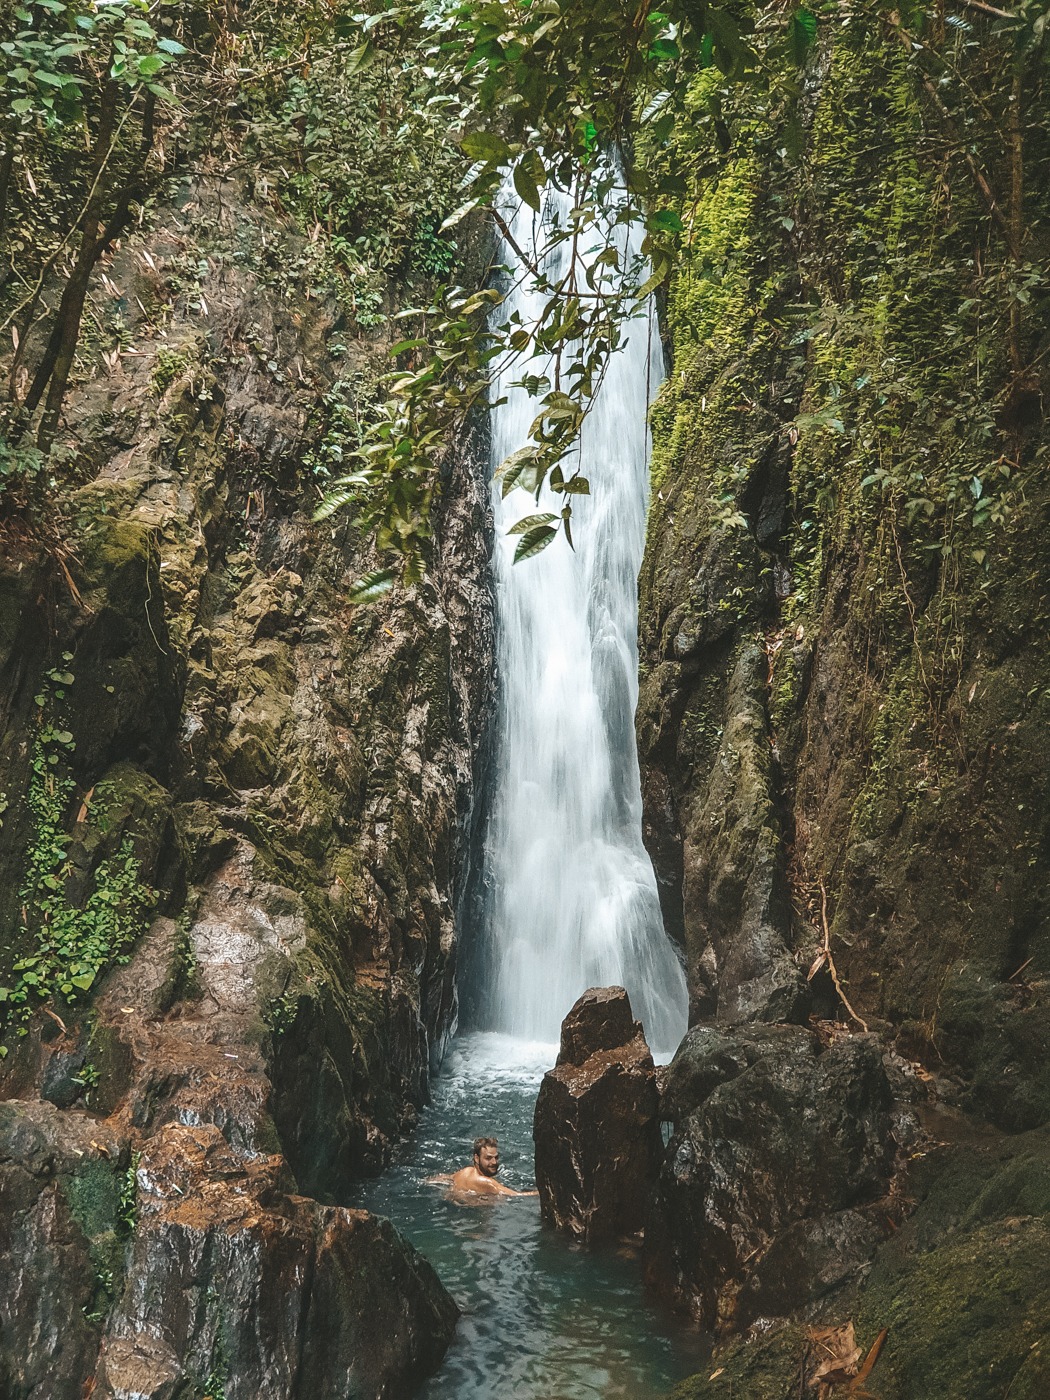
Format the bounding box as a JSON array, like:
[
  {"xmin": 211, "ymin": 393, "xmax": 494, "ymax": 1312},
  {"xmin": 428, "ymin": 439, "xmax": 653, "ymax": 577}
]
[{"xmin": 448, "ymin": 1136, "xmax": 538, "ymax": 1197}]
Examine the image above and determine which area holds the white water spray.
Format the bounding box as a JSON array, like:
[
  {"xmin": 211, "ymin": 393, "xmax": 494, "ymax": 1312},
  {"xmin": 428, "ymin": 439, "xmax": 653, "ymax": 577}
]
[{"xmin": 478, "ymin": 181, "xmax": 688, "ymax": 1055}]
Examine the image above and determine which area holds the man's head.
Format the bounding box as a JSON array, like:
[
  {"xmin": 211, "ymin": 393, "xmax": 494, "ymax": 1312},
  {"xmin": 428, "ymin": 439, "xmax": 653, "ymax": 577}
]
[{"xmin": 473, "ymin": 1136, "xmax": 500, "ymax": 1177}]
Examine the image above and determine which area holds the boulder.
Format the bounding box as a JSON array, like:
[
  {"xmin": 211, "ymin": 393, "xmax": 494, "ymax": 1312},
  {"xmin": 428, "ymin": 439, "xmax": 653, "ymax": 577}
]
[
  {"xmin": 670, "ymin": 1125, "xmax": 1050, "ymax": 1400},
  {"xmin": 0, "ymin": 1101, "xmax": 457, "ymax": 1400},
  {"xmin": 645, "ymin": 1023, "xmax": 899, "ymax": 1330},
  {"xmin": 533, "ymin": 986, "xmax": 663, "ymax": 1242}
]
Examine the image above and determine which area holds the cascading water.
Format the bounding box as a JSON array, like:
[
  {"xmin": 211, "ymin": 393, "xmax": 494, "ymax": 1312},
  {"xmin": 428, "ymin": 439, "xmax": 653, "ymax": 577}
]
[{"xmin": 475, "ymin": 181, "xmax": 688, "ymax": 1054}]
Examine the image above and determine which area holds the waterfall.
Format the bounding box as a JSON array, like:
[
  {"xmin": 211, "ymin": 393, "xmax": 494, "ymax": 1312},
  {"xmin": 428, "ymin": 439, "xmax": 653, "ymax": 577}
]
[{"xmin": 475, "ymin": 179, "xmax": 688, "ymax": 1055}]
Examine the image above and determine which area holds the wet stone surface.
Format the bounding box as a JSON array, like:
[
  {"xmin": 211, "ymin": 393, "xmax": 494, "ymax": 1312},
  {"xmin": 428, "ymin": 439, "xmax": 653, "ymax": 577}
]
[
  {"xmin": 645, "ymin": 1023, "xmax": 902, "ymax": 1331},
  {"xmin": 534, "ymin": 987, "xmax": 663, "ymax": 1243}
]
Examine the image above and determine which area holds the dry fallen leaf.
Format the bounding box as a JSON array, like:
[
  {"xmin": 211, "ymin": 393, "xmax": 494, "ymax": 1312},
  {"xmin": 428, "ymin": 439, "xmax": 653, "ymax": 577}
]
[
  {"xmin": 76, "ymin": 786, "xmax": 95, "ymax": 824},
  {"xmin": 849, "ymin": 1328, "xmax": 888, "ymax": 1393},
  {"xmin": 807, "ymin": 1322, "xmax": 862, "ymax": 1389},
  {"xmin": 42, "ymin": 1006, "xmax": 68, "ymax": 1035},
  {"xmin": 708, "ymin": 1368, "xmax": 725, "ymax": 1380}
]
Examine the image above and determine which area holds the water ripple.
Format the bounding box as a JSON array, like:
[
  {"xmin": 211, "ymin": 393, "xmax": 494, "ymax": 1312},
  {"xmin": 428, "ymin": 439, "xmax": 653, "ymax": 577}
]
[{"xmin": 354, "ymin": 1034, "xmax": 707, "ymax": 1400}]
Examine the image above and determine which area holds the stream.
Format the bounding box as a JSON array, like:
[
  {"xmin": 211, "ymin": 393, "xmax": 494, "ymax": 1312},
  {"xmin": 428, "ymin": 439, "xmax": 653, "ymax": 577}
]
[{"xmin": 354, "ymin": 1033, "xmax": 707, "ymax": 1399}]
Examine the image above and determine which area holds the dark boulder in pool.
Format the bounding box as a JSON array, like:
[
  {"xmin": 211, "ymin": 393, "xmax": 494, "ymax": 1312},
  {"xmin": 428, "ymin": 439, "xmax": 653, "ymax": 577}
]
[
  {"xmin": 644, "ymin": 1023, "xmax": 902, "ymax": 1331},
  {"xmin": 533, "ymin": 986, "xmax": 663, "ymax": 1242}
]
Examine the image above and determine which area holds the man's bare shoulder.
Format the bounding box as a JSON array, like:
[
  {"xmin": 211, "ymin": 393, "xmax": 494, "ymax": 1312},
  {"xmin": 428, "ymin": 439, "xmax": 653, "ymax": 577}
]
[{"xmin": 450, "ymin": 1166, "xmax": 500, "ymax": 1194}]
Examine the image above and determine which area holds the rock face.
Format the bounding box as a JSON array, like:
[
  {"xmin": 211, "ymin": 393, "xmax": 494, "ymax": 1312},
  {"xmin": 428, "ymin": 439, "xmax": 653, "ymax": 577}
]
[
  {"xmin": 0, "ymin": 173, "xmax": 486, "ymax": 1395},
  {"xmin": 533, "ymin": 987, "xmax": 662, "ymax": 1242},
  {"xmin": 645, "ymin": 1023, "xmax": 899, "ymax": 1330},
  {"xmin": 636, "ymin": 18, "xmax": 1050, "ymax": 1129},
  {"xmin": 0, "ymin": 1101, "xmax": 456, "ymax": 1400},
  {"xmin": 668, "ymin": 1122, "xmax": 1050, "ymax": 1400}
]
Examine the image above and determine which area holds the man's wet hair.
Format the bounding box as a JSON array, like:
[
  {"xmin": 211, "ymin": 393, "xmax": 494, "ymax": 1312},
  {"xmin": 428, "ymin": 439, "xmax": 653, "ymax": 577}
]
[{"xmin": 473, "ymin": 1136, "xmax": 498, "ymax": 1157}]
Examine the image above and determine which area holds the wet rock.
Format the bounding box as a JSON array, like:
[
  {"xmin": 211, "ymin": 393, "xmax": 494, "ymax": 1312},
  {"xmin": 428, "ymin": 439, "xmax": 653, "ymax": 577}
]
[
  {"xmin": 534, "ymin": 987, "xmax": 662, "ymax": 1242},
  {"xmin": 671, "ymin": 1125, "xmax": 1050, "ymax": 1400},
  {"xmin": 645, "ymin": 1024, "xmax": 897, "ymax": 1329},
  {"xmin": 680, "ymin": 646, "xmax": 804, "ymax": 1026},
  {"xmin": 95, "ymin": 1122, "xmax": 457, "ymax": 1400},
  {"xmin": 0, "ymin": 1101, "xmax": 128, "ymax": 1400}
]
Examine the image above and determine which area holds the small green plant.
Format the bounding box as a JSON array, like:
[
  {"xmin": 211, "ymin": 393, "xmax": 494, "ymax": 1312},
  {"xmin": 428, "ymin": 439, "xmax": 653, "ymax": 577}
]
[
  {"xmin": 167, "ymin": 911, "xmax": 201, "ymax": 1003},
  {"xmin": 409, "ymin": 216, "xmax": 457, "ymax": 280},
  {"xmin": 72, "ymin": 1060, "xmax": 101, "ymax": 1090},
  {"xmin": 264, "ymin": 987, "xmax": 299, "ymax": 1039},
  {"xmin": 0, "ymin": 664, "xmax": 154, "ymax": 1049},
  {"xmin": 149, "ymin": 345, "xmax": 194, "ymax": 397},
  {"xmin": 198, "ymin": 1330, "xmax": 230, "ymax": 1400},
  {"xmin": 118, "ymin": 1152, "xmax": 140, "ymax": 1237},
  {"xmin": 0, "ymin": 437, "xmax": 51, "ymax": 508},
  {"xmin": 199, "ymin": 1369, "xmax": 228, "ymax": 1400}
]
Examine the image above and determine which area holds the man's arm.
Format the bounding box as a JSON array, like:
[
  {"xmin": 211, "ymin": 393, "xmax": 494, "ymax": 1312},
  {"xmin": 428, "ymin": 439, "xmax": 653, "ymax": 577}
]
[{"xmin": 493, "ymin": 1181, "xmax": 538, "ymax": 1197}]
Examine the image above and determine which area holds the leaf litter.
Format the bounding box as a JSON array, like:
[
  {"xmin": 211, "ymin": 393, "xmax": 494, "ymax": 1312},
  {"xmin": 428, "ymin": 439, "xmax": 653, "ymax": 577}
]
[{"xmin": 804, "ymin": 1322, "xmax": 888, "ymax": 1398}]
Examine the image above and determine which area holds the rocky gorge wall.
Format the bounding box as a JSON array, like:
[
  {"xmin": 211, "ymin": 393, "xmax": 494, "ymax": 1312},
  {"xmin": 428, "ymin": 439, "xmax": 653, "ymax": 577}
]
[
  {"xmin": 0, "ymin": 163, "xmax": 490, "ymax": 1396},
  {"xmin": 636, "ymin": 15, "xmax": 1050, "ymax": 1399}
]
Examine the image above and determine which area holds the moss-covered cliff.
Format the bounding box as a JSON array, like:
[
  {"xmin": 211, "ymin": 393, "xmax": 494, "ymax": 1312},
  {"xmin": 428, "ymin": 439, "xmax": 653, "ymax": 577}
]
[
  {"xmin": 639, "ymin": 10, "xmax": 1049, "ymax": 1396},
  {"xmin": 640, "ymin": 10, "xmax": 1049, "ymax": 1127},
  {"xmin": 0, "ymin": 5, "xmax": 486, "ymax": 1394}
]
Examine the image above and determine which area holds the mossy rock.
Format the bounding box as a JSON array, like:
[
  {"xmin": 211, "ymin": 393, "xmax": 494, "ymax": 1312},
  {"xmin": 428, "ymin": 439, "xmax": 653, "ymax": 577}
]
[
  {"xmin": 670, "ymin": 1128, "xmax": 1050, "ymax": 1399},
  {"xmin": 670, "ymin": 1326, "xmax": 805, "ymax": 1400},
  {"xmin": 670, "ymin": 1220, "xmax": 1050, "ymax": 1400},
  {"xmin": 854, "ymin": 1218, "xmax": 1050, "ymax": 1399},
  {"xmin": 67, "ymin": 761, "xmax": 181, "ymax": 906}
]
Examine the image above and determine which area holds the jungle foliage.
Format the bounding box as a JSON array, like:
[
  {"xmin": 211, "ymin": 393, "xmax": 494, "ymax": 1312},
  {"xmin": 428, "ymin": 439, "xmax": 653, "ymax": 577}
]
[
  {"xmin": 317, "ymin": 0, "xmax": 1048, "ymax": 584},
  {"xmin": 0, "ymin": 0, "xmax": 187, "ymax": 459},
  {"xmin": 0, "ymin": 0, "xmax": 463, "ymax": 515},
  {"xmin": 0, "ymin": 0, "xmax": 1046, "ymax": 587}
]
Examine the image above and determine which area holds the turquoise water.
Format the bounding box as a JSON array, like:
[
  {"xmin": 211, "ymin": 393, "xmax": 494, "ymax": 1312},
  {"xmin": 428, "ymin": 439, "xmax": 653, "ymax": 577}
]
[{"xmin": 354, "ymin": 1033, "xmax": 707, "ymax": 1400}]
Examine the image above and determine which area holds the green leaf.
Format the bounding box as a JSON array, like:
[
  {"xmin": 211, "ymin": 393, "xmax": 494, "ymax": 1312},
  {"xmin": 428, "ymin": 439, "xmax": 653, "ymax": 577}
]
[
  {"xmin": 512, "ymin": 149, "xmax": 545, "ymax": 212},
  {"xmin": 647, "ymin": 37, "xmax": 680, "ymax": 60},
  {"xmin": 649, "ymin": 208, "xmax": 684, "ymax": 234},
  {"xmin": 508, "ymin": 511, "xmax": 557, "ymax": 535},
  {"xmin": 156, "ymin": 38, "xmax": 187, "ymax": 56},
  {"xmin": 788, "ymin": 7, "xmax": 818, "ymax": 65},
  {"xmin": 347, "ymin": 568, "xmax": 398, "ymax": 604},
  {"xmin": 345, "ymin": 39, "xmax": 374, "ymax": 76},
  {"xmin": 560, "ymin": 475, "xmax": 590, "ymax": 495},
  {"xmin": 70, "ymin": 972, "xmax": 95, "ymax": 991},
  {"xmin": 495, "ymin": 445, "xmax": 541, "ymax": 491},
  {"xmin": 460, "ymin": 130, "xmax": 511, "ymax": 164},
  {"xmin": 136, "ymin": 53, "xmax": 165, "ymax": 78},
  {"xmin": 513, "ymin": 523, "xmax": 558, "ymax": 563}
]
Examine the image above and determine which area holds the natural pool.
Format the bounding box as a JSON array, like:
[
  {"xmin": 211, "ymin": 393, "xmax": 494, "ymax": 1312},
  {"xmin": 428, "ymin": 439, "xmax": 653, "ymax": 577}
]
[{"xmin": 354, "ymin": 1032, "xmax": 707, "ymax": 1400}]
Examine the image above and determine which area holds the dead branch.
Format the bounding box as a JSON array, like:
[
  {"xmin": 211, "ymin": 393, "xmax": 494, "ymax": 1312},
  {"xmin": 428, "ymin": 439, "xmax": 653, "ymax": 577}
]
[{"xmin": 819, "ymin": 879, "xmax": 869, "ymax": 1033}]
